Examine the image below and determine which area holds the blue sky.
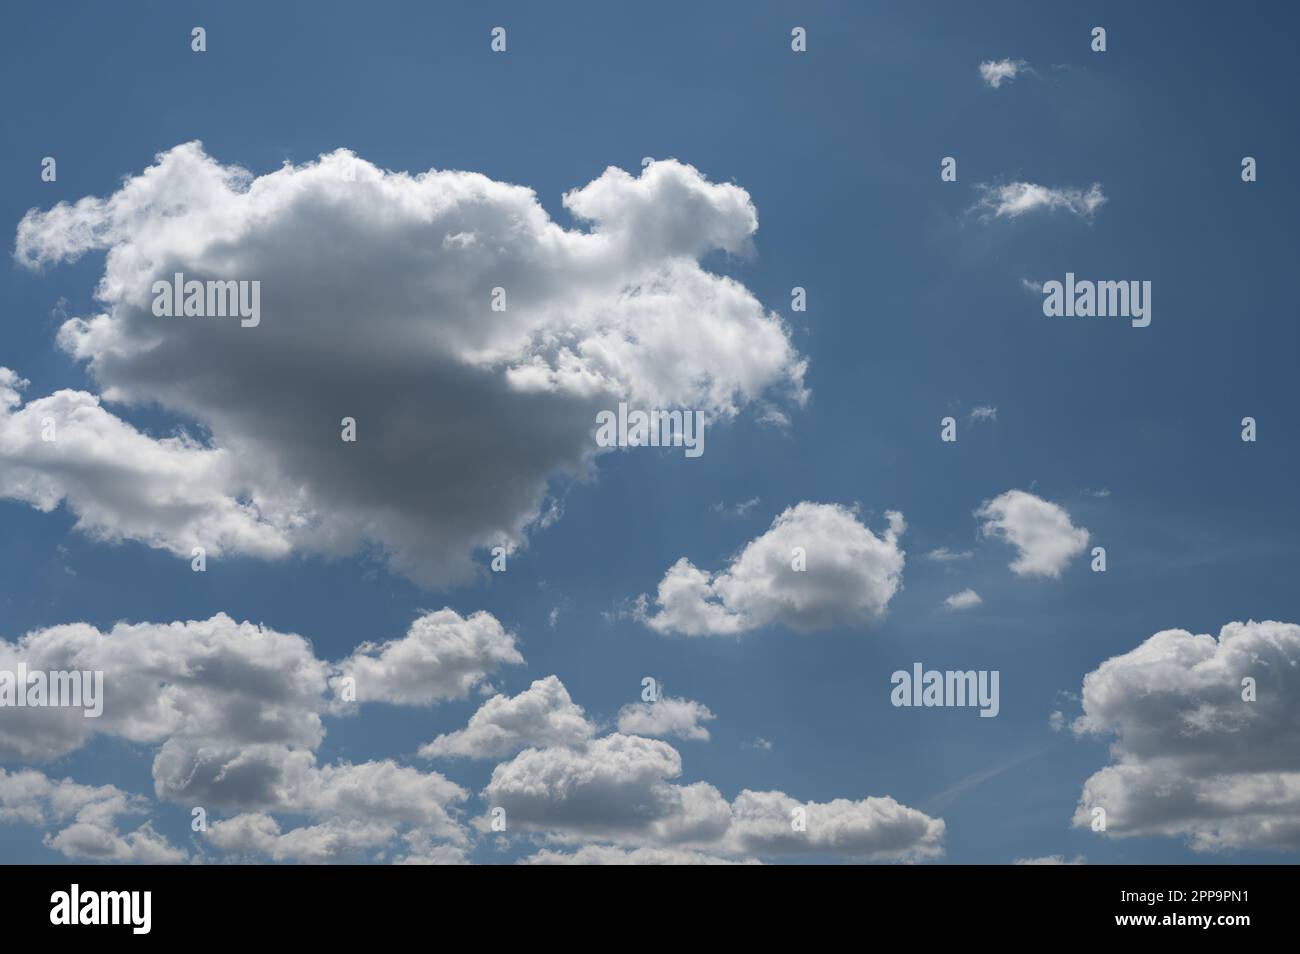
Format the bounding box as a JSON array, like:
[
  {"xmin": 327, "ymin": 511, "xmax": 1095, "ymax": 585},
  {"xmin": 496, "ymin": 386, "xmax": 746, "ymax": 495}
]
[{"xmin": 1, "ymin": 1, "xmax": 1297, "ymax": 864}]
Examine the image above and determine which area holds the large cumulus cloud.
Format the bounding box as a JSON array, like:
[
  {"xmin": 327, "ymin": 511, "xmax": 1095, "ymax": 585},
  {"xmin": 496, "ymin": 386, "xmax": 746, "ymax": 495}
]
[
  {"xmin": 638, "ymin": 502, "xmax": 906, "ymax": 636},
  {"xmin": 10, "ymin": 143, "xmax": 807, "ymax": 585},
  {"xmin": 1071, "ymin": 620, "xmax": 1300, "ymax": 852},
  {"xmin": 443, "ymin": 675, "xmax": 943, "ymax": 862},
  {"xmin": 3, "ymin": 612, "xmax": 941, "ymax": 863}
]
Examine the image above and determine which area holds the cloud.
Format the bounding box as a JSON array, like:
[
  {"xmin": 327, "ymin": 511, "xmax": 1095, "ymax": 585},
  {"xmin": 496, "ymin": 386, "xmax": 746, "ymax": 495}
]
[
  {"xmin": 924, "ymin": 547, "xmax": 972, "ymax": 562},
  {"xmin": 11, "ymin": 143, "xmax": 808, "ymax": 587},
  {"xmin": 711, "ymin": 496, "xmax": 761, "ymax": 517},
  {"xmin": 1071, "ymin": 620, "xmax": 1300, "ymax": 852},
  {"xmin": 968, "ymin": 405, "xmax": 997, "ymax": 422},
  {"xmin": 482, "ymin": 730, "xmax": 944, "ymax": 861},
  {"xmin": 522, "ymin": 845, "xmax": 758, "ymax": 865},
  {"xmin": 206, "ymin": 813, "xmax": 398, "ymax": 864},
  {"xmin": 419, "ymin": 675, "xmax": 595, "ymax": 759},
  {"xmin": 483, "ymin": 732, "xmax": 733, "ymax": 844},
  {"xmin": 943, "ymin": 589, "xmax": 983, "ymax": 611},
  {"xmin": 331, "ymin": 609, "xmax": 523, "ymax": 707},
  {"xmin": 0, "ymin": 612, "xmax": 329, "ymax": 761},
  {"xmin": 617, "ymin": 696, "xmax": 716, "ymax": 741},
  {"xmin": 0, "ymin": 368, "xmax": 290, "ymax": 559},
  {"xmin": 0, "ymin": 768, "xmax": 186, "ymax": 863},
  {"xmin": 724, "ymin": 790, "xmax": 945, "ymax": 861},
  {"xmin": 979, "ymin": 58, "xmax": 1027, "ymax": 88},
  {"xmin": 639, "ymin": 502, "xmax": 905, "ymax": 636},
  {"xmin": 2, "ymin": 622, "xmax": 942, "ymax": 863},
  {"xmin": 0, "ymin": 609, "xmax": 519, "ymax": 861},
  {"xmin": 1013, "ymin": 854, "xmax": 1086, "ymax": 865},
  {"xmin": 976, "ymin": 490, "xmax": 1089, "ymax": 578},
  {"xmin": 972, "ymin": 182, "xmax": 1107, "ymax": 221}
]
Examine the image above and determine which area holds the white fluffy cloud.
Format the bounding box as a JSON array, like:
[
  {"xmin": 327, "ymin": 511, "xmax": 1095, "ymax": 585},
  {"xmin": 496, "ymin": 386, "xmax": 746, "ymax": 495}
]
[
  {"xmin": 419, "ymin": 675, "xmax": 595, "ymax": 759},
  {"xmin": 979, "ymin": 58, "xmax": 1027, "ymax": 88},
  {"xmin": 481, "ymin": 719, "xmax": 943, "ymax": 862},
  {"xmin": 206, "ymin": 813, "xmax": 406, "ymax": 864},
  {"xmin": 976, "ymin": 490, "xmax": 1088, "ymax": 578},
  {"xmin": 483, "ymin": 733, "xmax": 732, "ymax": 844},
  {"xmin": 1071, "ymin": 620, "xmax": 1300, "ymax": 852},
  {"xmin": 0, "ymin": 369, "xmax": 289, "ymax": 559},
  {"xmin": 943, "ymin": 588, "xmax": 982, "ymax": 611},
  {"xmin": 10, "ymin": 143, "xmax": 807, "ymax": 586},
  {"xmin": 639, "ymin": 502, "xmax": 906, "ymax": 636},
  {"xmin": 617, "ymin": 696, "xmax": 716, "ymax": 741},
  {"xmin": 0, "ymin": 768, "xmax": 186, "ymax": 863},
  {"xmin": 331, "ymin": 609, "xmax": 522, "ymax": 707},
  {"xmin": 0, "ymin": 609, "xmax": 518, "ymax": 861},
  {"xmin": 724, "ymin": 789, "xmax": 945, "ymax": 861},
  {"xmin": 2, "ymin": 618, "xmax": 943, "ymax": 863},
  {"xmin": 0, "ymin": 612, "xmax": 329, "ymax": 761},
  {"xmin": 973, "ymin": 182, "xmax": 1107, "ymax": 221}
]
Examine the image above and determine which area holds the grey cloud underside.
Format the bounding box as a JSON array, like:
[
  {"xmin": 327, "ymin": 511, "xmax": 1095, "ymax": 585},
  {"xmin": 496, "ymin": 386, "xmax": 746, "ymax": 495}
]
[
  {"xmin": 0, "ymin": 611, "xmax": 943, "ymax": 864},
  {"xmin": 1072, "ymin": 620, "xmax": 1300, "ymax": 851},
  {"xmin": 11, "ymin": 143, "xmax": 807, "ymax": 586}
]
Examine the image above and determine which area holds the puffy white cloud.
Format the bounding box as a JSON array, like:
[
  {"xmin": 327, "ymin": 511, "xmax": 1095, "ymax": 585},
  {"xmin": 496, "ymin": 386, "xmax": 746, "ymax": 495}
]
[
  {"xmin": 0, "ymin": 609, "xmax": 512, "ymax": 862},
  {"xmin": 393, "ymin": 831, "xmax": 472, "ymax": 865},
  {"xmin": 976, "ymin": 490, "xmax": 1089, "ymax": 578},
  {"xmin": 1071, "ymin": 620, "xmax": 1300, "ymax": 852},
  {"xmin": 724, "ymin": 790, "xmax": 945, "ymax": 861},
  {"xmin": 0, "ymin": 368, "xmax": 289, "ymax": 559},
  {"xmin": 11, "ymin": 143, "xmax": 807, "ymax": 586},
  {"xmin": 331, "ymin": 609, "xmax": 523, "ymax": 707},
  {"xmin": 206, "ymin": 813, "xmax": 398, "ymax": 864},
  {"xmin": 2, "ymin": 619, "xmax": 944, "ymax": 863},
  {"xmin": 481, "ymin": 718, "xmax": 943, "ymax": 862},
  {"xmin": 616, "ymin": 696, "xmax": 716, "ymax": 741},
  {"xmin": 419, "ymin": 675, "xmax": 595, "ymax": 759},
  {"xmin": 0, "ymin": 768, "xmax": 186, "ymax": 864},
  {"xmin": 973, "ymin": 182, "xmax": 1107, "ymax": 221},
  {"xmin": 0, "ymin": 612, "xmax": 330, "ymax": 761},
  {"xmin": 979, "ymin": 58, "xmax": 1027, "ymax": 88},
  {"xmin": 482, "ymin": 733, "xmax": 732, "ymax": 844},
  {"xmin": 943, "ymin": 588, "xmax": 983, "ymax": 611},
  {"xmin": 640, "ymin": 502, "xmax": 905, "ymax": 636}
]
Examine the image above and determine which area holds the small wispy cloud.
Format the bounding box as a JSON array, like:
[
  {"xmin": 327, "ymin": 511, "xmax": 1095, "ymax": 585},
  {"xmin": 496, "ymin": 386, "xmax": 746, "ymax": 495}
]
[
  {"xmin": 711, "ymin": 496, "xmax": 761, "ymax": 517},
  {"xmin": 944, "ymin": 589, "xmax": 983, "ymax": 611},
  {"xmin": 979, "ymin": 58, "xmax": 1028, "ymax": 89},
  {"xmin": 925, "ymin": 547, "xmax": 973, "ymax": 562},
  {"xmin": 972, "ymin": 182, "xmax": 1107, "ymax": 221},
  {"xmin": 969, "ymin": 405, "xmax": 997, "ymax": 423}
]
